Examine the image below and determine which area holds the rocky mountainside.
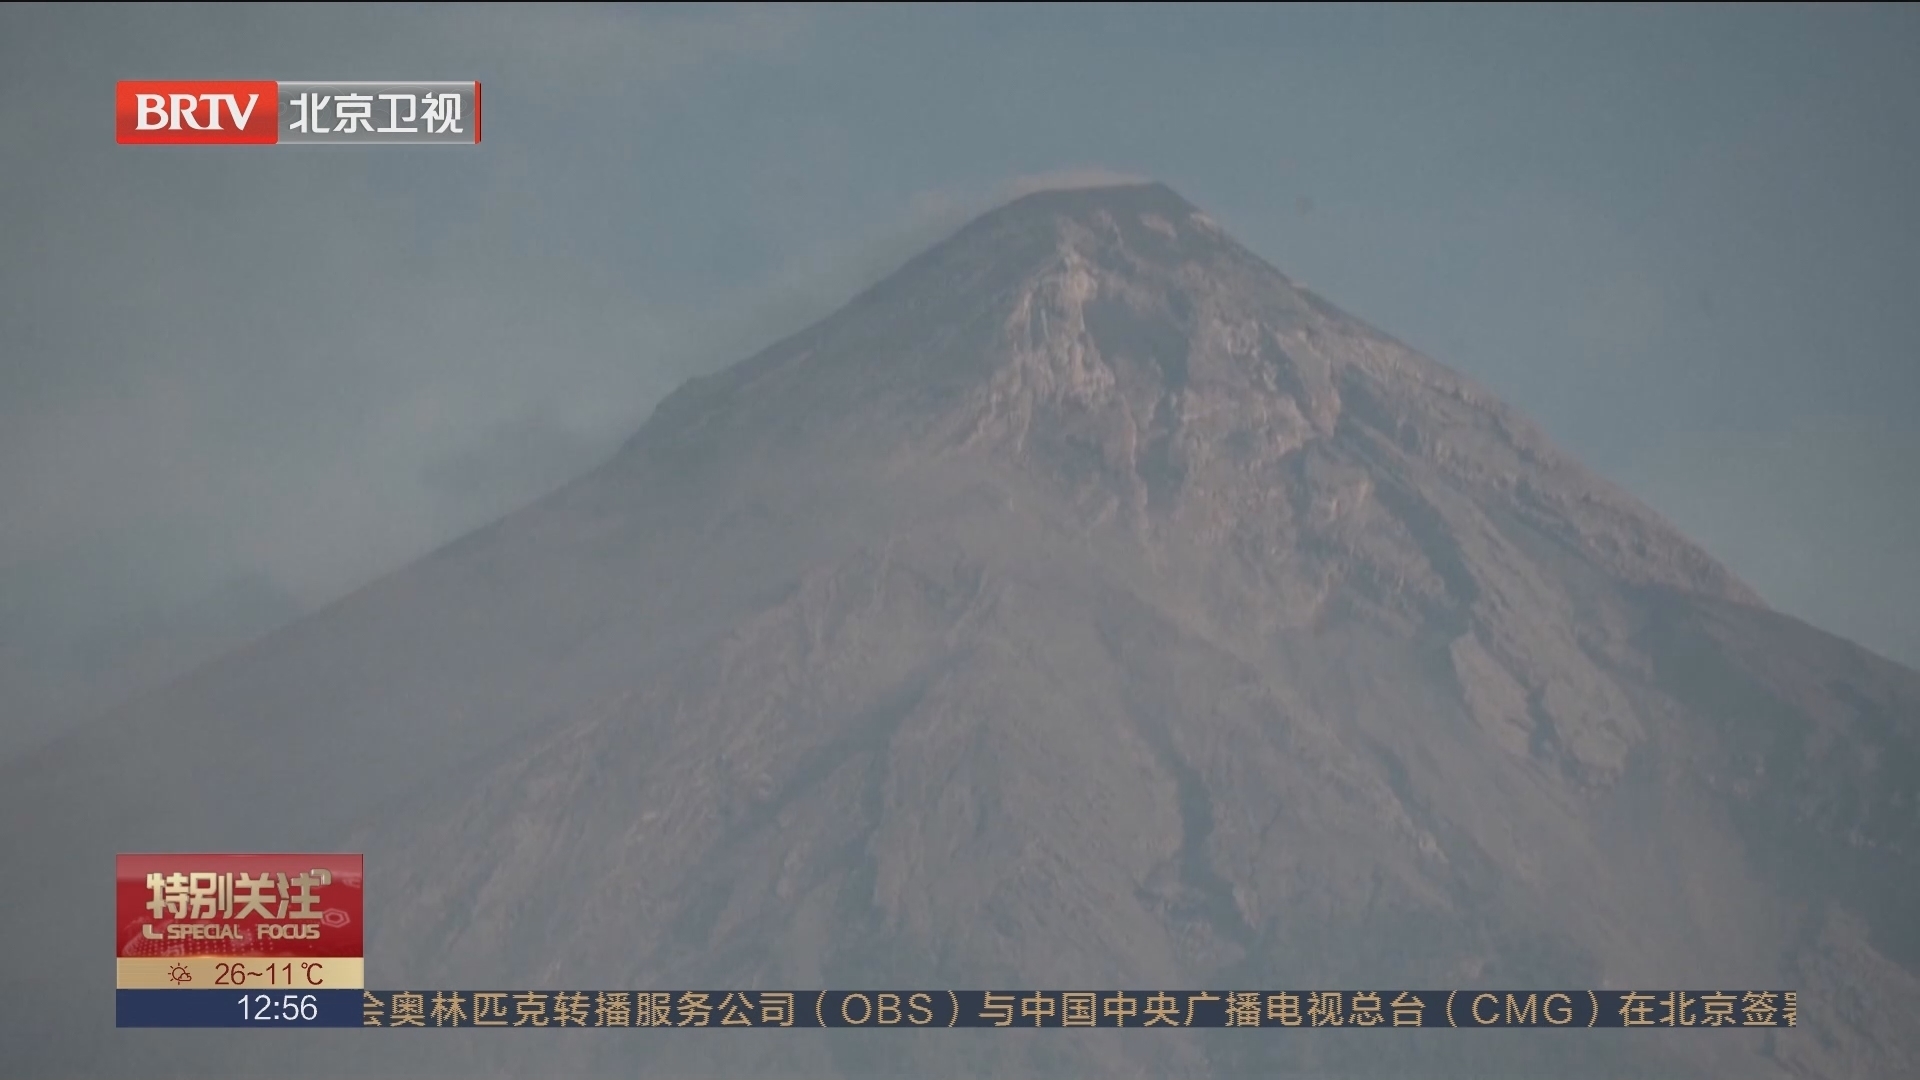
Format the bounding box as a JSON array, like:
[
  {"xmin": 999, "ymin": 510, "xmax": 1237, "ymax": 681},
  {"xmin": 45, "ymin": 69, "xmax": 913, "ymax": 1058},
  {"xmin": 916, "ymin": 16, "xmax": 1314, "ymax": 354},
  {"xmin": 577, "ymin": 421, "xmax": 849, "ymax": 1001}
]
[{"xmin": 3, "ymin": 183, "xmax": 1915, "ymax": 1079}]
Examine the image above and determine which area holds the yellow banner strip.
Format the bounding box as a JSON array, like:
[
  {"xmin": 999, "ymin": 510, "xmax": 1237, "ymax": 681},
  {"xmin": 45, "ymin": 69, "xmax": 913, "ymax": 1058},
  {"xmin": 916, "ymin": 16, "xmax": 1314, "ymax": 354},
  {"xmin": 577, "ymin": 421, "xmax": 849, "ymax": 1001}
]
[{"xmin": 117, "ymin": 956, "xmax": 364, "ymax": 989}]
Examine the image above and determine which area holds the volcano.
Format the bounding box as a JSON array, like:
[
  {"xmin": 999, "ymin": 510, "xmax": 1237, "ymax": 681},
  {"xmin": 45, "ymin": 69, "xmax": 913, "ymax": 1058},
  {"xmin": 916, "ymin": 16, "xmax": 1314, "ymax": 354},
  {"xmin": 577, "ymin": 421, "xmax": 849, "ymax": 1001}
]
[{"xmin": 3, "ymin": 183, "xmax": 1915, "ymax": 1079}]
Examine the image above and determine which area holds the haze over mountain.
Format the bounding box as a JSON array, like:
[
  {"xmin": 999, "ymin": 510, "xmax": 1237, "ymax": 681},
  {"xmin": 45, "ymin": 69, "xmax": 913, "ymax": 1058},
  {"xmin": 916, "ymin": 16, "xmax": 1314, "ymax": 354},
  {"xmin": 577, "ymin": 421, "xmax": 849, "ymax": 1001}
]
[
  {"xmin": 3, "ymin": 183, "xmax": 1916, "ymax": 1079},
  {"xmin": 0, "ymin": 565, "xmax": 305, "ymax": 759}
]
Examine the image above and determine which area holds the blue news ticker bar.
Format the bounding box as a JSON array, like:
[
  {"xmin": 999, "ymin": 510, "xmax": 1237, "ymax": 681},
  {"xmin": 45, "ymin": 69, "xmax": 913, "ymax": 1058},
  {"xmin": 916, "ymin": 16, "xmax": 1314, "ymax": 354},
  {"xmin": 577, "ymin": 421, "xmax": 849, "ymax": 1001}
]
[
  {"xmin": 120, "ymin": 989, "xmax": 1799, "ymax": 1029},
  {"xmin": 118, "ymin": 989, "xmax": 363, "ymax": 1027}
]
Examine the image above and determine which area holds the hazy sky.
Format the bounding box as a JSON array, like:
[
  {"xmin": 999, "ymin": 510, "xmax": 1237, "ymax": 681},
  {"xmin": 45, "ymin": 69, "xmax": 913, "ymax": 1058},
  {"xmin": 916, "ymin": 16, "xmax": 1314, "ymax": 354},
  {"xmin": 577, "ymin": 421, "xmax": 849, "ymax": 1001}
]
[{"xmin": 2, "ymin": 2, "xmax": 1917, "ymax": 723}]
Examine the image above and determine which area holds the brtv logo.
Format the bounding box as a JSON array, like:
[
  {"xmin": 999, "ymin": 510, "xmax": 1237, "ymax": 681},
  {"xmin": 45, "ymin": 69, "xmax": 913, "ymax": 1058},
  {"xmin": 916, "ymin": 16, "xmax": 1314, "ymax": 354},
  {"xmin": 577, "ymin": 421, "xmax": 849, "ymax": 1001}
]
[
  {"xmin": 115, "ymin": 81, "xmax": 482, "ymax": 145},
  {"xmin": 117, "ymin": 81, "xmax": 278, "ymax": 144}
]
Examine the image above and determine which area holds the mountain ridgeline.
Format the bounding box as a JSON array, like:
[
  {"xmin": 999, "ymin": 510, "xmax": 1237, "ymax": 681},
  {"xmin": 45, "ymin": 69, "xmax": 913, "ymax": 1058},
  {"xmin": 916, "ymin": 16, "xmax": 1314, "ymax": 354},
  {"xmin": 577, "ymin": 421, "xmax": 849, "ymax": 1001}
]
[{"xmin": 3, "ymin": 183, "xmax": 1915, "ymax": 1078}]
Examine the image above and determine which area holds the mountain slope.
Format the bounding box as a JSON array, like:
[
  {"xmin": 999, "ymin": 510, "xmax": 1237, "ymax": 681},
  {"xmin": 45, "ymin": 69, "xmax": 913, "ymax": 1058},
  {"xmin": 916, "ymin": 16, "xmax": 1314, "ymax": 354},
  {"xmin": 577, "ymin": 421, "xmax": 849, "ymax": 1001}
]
[{"xmin": 2, "ymin": 183, "xmax": 1914, "ymax": 1079}]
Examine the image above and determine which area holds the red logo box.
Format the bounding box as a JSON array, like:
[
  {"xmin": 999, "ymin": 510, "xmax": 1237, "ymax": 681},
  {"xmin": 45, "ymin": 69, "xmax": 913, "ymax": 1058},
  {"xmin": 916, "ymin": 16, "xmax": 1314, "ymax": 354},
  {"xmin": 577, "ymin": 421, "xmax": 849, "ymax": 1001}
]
[
  {"xmin": 116, "ymin": 853, "xmax": 363, "ymax": 958},
  {"xmin": 115, "ymin": 81, "xmax": 278, "ymax": 144}
]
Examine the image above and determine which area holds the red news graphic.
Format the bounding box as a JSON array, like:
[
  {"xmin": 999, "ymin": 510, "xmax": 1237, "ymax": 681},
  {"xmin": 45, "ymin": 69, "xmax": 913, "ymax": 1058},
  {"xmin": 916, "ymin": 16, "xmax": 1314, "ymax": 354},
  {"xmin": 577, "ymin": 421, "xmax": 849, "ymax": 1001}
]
[
  {"xmin": 116, "ymin": 81, "xmax": 278, "ymax": 144},
  {"xmin": 116, "ymin": 853, "xmax": 363, "ymax": 958}
]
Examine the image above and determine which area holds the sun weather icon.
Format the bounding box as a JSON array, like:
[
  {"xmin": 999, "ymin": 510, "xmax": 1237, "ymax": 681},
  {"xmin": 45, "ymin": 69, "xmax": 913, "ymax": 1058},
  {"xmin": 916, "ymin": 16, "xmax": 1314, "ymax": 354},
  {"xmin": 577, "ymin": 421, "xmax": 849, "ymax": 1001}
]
[{"xmin": 166, "ymin": 962, "xmax": 192, "ymax": 985}]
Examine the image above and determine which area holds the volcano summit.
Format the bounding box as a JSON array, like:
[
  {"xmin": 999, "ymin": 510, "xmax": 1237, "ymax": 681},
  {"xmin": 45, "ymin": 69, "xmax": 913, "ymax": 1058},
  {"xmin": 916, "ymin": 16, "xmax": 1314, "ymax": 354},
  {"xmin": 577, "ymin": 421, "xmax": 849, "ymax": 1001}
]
[{"xmin": 4, "ymin": 183, "xmax": 1916, "ymax": 1079}]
